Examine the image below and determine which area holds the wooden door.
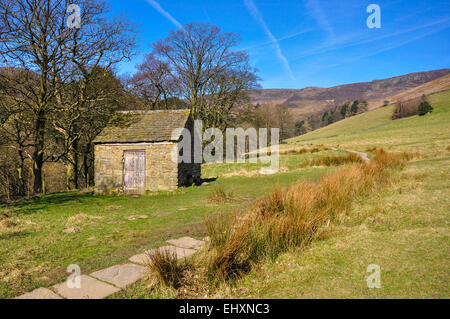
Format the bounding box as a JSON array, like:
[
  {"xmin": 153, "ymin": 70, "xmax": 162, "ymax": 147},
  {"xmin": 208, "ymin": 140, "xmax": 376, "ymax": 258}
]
[{"xmin": 123, "ymin": 150, "xmax": 146, "ymax": 194}]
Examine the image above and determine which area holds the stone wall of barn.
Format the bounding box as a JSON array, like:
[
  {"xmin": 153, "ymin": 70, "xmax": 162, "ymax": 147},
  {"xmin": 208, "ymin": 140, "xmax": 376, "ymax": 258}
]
[{"xmin": 94, "ymin": 143, "xmax": 179, "ymax": 195}]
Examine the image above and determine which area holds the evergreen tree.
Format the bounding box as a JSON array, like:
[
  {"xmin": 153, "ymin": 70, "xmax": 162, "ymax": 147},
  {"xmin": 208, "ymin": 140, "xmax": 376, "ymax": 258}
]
[
  {"xmin": 418, "ymin": 101, "xmax": 433, "ymax": 116},
  {"xmin": 350, "ymin": 100, "xmax": 359, "ymax": 115},
  {"xmin": 340, "ymin": 103, "xmax": 349, "ymax": 118}
]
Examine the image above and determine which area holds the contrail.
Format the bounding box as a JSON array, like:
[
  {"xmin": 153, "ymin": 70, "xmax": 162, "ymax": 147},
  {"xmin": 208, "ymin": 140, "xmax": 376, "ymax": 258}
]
[
  {"xmin": 304, "ymin": 0, "xmax": 334, "ymax": 38},
  {"xmin": 147, "ymin": 0, "xmax": 183, "ymax": 29},
  {"xmin": 244, "ymin": 0, "xmax": 296, "ymax": 81}
]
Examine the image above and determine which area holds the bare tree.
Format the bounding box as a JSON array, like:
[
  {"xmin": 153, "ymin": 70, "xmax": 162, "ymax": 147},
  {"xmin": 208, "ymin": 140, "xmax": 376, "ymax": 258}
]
[
  {"xmin": 0, "ymin": 0, "xmax": 137, "ymax": 193},
  {"xmin": 52, "ymin": 1, "xmax": 136, "ymax": 189},
  {"xmin": 129, "ymin": 54, "xmax": 178, "ymax": 110},
  {"xmin": 153, "ymin": 22, "xmax": 259, "ymax": 128},
  {"xmin": 273, "ymin": 104, "xmax": 294, "ymax": 140}
]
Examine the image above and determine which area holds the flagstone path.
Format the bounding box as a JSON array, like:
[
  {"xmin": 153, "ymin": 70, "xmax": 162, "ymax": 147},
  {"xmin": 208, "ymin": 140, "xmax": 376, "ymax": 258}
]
[{"xmin": 15, "ymin": 236, "xmax": 207, "ymax": 299}]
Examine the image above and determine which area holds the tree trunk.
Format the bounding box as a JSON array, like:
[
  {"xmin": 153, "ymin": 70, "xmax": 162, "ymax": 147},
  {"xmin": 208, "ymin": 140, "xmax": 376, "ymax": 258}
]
[
  {"xmin": 83, "ymin": 145, "xmax": 91, "ymax": 188},
  {"xmin": 32, "ymin": 110, "xmax": 46, "ymax": 194},
  {"xmin": 17, "ymin": 149, "xmax": 26, "ymax": 196},
  {"xmin": 73, "ymin": 154, "xmax": 79, "ymax": 190}
]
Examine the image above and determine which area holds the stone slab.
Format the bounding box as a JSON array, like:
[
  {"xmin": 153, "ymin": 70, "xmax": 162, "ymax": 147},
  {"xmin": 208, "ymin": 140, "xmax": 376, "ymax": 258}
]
[
  {"xmin": 15, "ymin": 287, "xmax": 62, "ymax": 299},
  {"xmin": 129, "ymin": 252, "xmax": 153, "ymax": 265},
  {"xmin": 90, "ymin": 264, "xmax": 147, "ymax": 289},
  {"xmin": 167, "ymin": 237, "xmax": 206, "ymax": 250},
  {"xmin": 52, "ymin": 275, "xmax": 121, "ymax": 299},
  {"xmin": 129, "ymin": 245, "xmax": 197, "ymax": 265}
]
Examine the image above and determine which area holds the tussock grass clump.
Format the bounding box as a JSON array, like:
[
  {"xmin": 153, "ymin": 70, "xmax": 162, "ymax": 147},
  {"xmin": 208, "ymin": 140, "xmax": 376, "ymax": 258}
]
[
  {"xmin": 366, "ymin": 147, "xmax": 381, "ymax": 153},
  {"xmin": 0, "ymin": 209, "xmax": 11, "ymax": 221},
  {"xmin": 67, "ymin": 213, "xmax": 103, "ymax": 225},
  {"xmin": 0, "ymin": 209, "xmax": 14, "ymax": 230},
  {"xmin": 206, "ymin": 148, "xmax": 413, "ymax": 283},
  {"xmin": 209, "ymin": 185, "xmax": 235, "ymax": 203},
  {"xmin": 0, "ymin": 219, "xmax": 16, "ymax": 230},
  {"xmin": 307, "ymin": 153, "xmax": 363, "ymax": 167},
  {"xmin": 369, "ymin": 148, "xmax": 419, "ymax": 169},
  {"xmin": 205, "ymin": 212, "xmax": 236, "ymax": 248},
  {"xmin": 147, "ymin": 248, "xmax": 191, "ymax": 289},
  {"xmin": 284, "ymin": 146, "xmax": 327, "ymax": 155}
]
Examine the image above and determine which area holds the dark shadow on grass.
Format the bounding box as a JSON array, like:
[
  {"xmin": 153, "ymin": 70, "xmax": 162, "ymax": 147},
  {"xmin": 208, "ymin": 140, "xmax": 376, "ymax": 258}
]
[
  {"xmin": 200, "ymin": 177, "xmax": 218, "ymax": 184},
  {"xmin": 8, "ymin": 192, "xmax": 104, "ymax": 215},
  {"xmin": 0, "ymin": 230, "xmax": 32, "ymax": 240}
]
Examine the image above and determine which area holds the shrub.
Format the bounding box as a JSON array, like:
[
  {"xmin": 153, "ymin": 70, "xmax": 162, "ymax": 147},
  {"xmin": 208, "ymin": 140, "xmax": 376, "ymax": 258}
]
[{"xmin": 147, "ymin": 248, "xmax": 190, "ymax": 288}]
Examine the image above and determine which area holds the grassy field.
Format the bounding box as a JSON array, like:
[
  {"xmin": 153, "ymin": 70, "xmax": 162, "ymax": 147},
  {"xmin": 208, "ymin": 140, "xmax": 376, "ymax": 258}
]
[
  {"xmin": 1, "ymin": 90, "xmax": 449, "ymax": 299},
  {"xmin": 208, "ymin": 89, "xmax": 450, "ymax": 299},
  {"xmin": 0, "ymin": 155, "xmax": 335, "ymax": 299}
]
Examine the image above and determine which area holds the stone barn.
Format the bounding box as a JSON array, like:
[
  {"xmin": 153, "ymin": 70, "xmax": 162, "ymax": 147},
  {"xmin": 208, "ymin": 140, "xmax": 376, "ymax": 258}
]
[{"xmin": 93, "ymin": 110, "xmax": 201, "ymax": 195}]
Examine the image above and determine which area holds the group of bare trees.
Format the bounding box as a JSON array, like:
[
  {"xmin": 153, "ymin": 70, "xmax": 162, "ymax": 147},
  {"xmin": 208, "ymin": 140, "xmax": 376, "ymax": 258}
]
[
  {"xmin": 0, "ymin": 0, "xmax": 136, "ymax": 198},
  {"xmin": 392, "ymin": 95, "xmax": 433, "ymax": 120},
  {"xmin": 234, "ymin": 103, "xmax": 295, "ymax": 140},
  {"xmin": 128, "ymin": 22, "xmax": 260, "ymax": 130},
  {"xmin": 0, "ymin": 1, "xmax": 260, "ymax": 200}
]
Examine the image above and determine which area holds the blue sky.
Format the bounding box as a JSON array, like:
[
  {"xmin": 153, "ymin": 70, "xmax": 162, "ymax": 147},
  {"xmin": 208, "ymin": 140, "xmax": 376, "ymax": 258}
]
[{"xmin": 108, "ymin": 0, "xmax": 450, "ymax": 89}]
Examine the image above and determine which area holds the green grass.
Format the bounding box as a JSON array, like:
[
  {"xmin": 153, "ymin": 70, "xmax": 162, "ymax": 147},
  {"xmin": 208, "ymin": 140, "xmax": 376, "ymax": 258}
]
[
  {"xmin": 288, "ymin": 90, "xmax": 450, "ymax": 154},
  {"xmin": 206, "ymin": 89, "xmax": 450, "ymax": 299},
  {"xmin": 0, "ymin": 162, "xmax": 333, "ymax": 299},
  {"xmin": 202, "ymin": 147, "xmax": 340, "ymax": 178},
  {"xmin": 211, "ymin": 156, "xmax": 450, "ymax": 298},
  {"xmin": 2, "ymin": 90, "xmax": 449, "ymax": 299}
]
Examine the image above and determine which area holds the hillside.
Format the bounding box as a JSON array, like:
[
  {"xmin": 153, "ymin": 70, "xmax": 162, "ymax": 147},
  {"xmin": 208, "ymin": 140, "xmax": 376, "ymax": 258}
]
[
  {"xmin": 368, "ymin": 73, "xmax": 450, "ymax": 109},
  {"xmin": 213, "ymin": 89, "xmax": 450, "ymax": 298},
  {"xmin": 250, "ymin": 69, "xmax": 450, "ymax": 125},
  {"xmin": 288, "ymin": 89, "xmax": 450, "ymax": 149}
]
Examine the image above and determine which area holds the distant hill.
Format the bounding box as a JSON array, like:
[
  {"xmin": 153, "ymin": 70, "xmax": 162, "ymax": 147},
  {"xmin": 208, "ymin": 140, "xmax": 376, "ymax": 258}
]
[{"xmin": 249, "ymin": 69, "xmax": 450, "ymax": 127}]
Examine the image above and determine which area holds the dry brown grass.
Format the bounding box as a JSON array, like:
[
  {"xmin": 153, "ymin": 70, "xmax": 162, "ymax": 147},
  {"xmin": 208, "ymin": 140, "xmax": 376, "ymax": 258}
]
[
  {"xmin": 0, "ymin": 209, "xmax": 11, "ymax": 220},
  {"xmin": 307, "ymin": 153, "xmax": 363, "ymax": 167},
  {"xmin": 147, "ymin": 248, "xmax": 191, "ymax": 289},
  {"xmin": 205, "ymin": 148, "xmax": 415, "ymax": 283},
  {"xmin": 66, "ymin": 213, "xmax": 103, "ymax": 226},
  {"xmin": 0, "ymin": 209, "xmax": 14, "ymax": 230},
  {"xmin": 0, "ymin": 218, "xmax": 15, "ymax": 230},
  {"xmin": 208, "ymin": 185, "xmax": 235, "ymax": 204},
  {"xmin": 282, "ymin": 146, "xmax": 328, "ymax": 155}
]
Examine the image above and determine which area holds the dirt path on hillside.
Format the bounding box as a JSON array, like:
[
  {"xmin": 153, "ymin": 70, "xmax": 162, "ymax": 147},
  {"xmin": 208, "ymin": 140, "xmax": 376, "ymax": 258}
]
[{"xmin": 331, "ymin": 147, "xmax": 370, "ymax": 164}]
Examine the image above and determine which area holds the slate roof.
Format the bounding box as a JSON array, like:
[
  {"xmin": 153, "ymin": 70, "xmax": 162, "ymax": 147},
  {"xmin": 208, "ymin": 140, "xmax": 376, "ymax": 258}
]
[{"xmin": 93, "ymin": 109, "xmax": 191, "ymax": 144}]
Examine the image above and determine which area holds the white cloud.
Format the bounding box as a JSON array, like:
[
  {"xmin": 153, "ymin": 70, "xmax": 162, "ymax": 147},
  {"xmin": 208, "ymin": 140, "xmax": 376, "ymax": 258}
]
[{"xmin": 244, "ymin": 0, "xmax": 296, "ymax": 81}]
